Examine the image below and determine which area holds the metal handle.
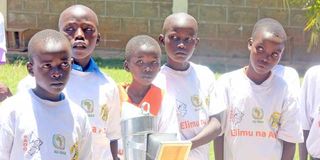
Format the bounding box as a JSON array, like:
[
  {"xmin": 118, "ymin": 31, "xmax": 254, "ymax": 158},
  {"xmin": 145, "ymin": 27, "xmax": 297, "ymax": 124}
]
[{"xmin": 140, "ymin": 102, "xmax": 151, "ymax": 115}]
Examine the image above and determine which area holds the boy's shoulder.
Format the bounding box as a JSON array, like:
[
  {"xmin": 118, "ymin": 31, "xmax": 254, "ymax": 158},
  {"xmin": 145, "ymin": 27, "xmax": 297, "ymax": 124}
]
[
  {"xmin": 0, "ymin": 89, "xmax": 32, "ymax": 115},
  {"xmin": 189, "ymin": 62, "xmax": 214, "ymax": 74},
  {"xmin": 305, "ymin": 65, "xmax": 320, "ymax": 78}
]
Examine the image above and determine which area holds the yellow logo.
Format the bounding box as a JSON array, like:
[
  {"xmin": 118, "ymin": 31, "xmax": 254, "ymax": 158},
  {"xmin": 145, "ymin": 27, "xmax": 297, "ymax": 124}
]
[
  {"xmin": 100, "ymin": 104, "xmax": 109, "ymax": 121},
  {"xmin": 252, "ymin": 107, "xmax": 264, "ymax": 120},
  {"xmin": 270, "ymin": 112, "xmax": 281, "ymax": 130},
  {"xmin": 191, "ymin": 95, "xmax": 203, "ymax": 110},
  {"xmin": 205, "ymin": 96, "xmax": 210, "ymax": 107},
  {"xmin": 70, "ymin": 141, "xmax": 79, "ymax": 160},
  {"xmin": 52, "ymin": 134, "xmax": 65, "ymax": 150},
  {"xmin": 81, "ymin": 99, "xmax": 94, "ymax": 114}
]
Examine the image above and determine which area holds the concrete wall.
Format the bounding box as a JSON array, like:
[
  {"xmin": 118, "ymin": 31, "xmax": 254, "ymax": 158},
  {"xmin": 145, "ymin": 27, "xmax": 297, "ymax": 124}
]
[{"xmin": 6, "ymin": 0, "xmax": 320, "ymax": 72}]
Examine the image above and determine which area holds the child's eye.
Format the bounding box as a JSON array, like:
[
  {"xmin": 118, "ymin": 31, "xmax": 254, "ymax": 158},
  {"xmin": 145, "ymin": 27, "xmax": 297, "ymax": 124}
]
[
  {"xmin": 61, "ymin": 62, "xmax": 70, "ymax": 69},
  {"xmin": 256, "ymin": 46, "xmax": 264, "ymax": 53},
  {"xmin": 64, "ymin": 27, "xmax": 75, "ymax": 33},
  {"xmin": 184, "ymin": 37, "xmax": 194, "ymax": 43},
  {"xmin": 136, "ymin": 60, "xmax": 143, "ymax": 65},
  {"xmin": 170, "ymin": 35, "xmax": 179, "ymax": 41},
  {"xmin": 42, "ymin": 64, "xmax": 52, "ymax": 69},
  {"xmin": 271, "ymin": 52, "xmax": 279, "ymax": 58},
  {"xmin": 151, "ymin": 61, "xmax": 160, "ymax": 66},
  {"xmin": 83, "ymin": 27, "xmax": 94, "ymax": 34}
]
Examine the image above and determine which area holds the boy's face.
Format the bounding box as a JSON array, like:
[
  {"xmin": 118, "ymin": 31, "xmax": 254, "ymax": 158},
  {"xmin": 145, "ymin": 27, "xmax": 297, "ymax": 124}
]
[
  {"xmin": 27, "ymin": 43, "xmax": 72, "ymax": 101},
  {"xmin": 159, "ymin": 21, "xmax": 199, "ymax": 70},
  {"xmin": 125, "ymin": 45, "xmax": 161, "ymax": 86},
  {"xmin": 59, "ymin": 7, "xmax": 99, "ymax": 63},
  {"xmin": 248, "ymin": 31, "xmax": 285, "ymax": 76}
]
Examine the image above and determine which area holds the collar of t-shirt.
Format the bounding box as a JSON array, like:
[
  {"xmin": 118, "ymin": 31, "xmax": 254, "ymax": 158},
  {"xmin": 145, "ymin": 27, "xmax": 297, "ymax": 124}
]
[{"xmin": 72, "ymin": 57, "xmax": 99, "ymax": 72}]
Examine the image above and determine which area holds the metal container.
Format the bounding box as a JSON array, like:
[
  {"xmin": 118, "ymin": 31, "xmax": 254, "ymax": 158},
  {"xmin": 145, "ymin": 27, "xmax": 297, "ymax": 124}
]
[
  {"xmin": 121, "ymin": 102, "xmax": 157, "ymax": 160},
  {"xmin": 146, "ymin": 133, "xmax": 178, "ymax": 160}
]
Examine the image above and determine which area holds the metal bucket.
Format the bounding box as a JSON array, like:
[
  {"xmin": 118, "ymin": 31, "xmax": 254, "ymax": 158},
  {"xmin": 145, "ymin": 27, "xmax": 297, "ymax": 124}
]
[{"xmin": 121, "ymin": 102, "xmax": 157, "ymax": 160}]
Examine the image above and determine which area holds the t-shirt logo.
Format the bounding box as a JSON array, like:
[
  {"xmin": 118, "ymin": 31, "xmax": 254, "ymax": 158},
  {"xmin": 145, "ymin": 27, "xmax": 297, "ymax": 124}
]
[
  {"xmin": 229, "ymin": 107, "xmax": 245, "ymax": 127},
  {"xmin": 81, "ymin": 99, "xmax": 94, "ymax": 117},
  {"xmin": 191, "ymin": 95, "xmax": 203, "ymax": 110},
  {"xmin": 53, "ymin": 134, "xmax": 65, "ymax": 150},
  {"xmin": 24, "ymin": 131, "xmax": 43, "ymax": 158},
  {"xmin": 269, "ymin": 112, "xmax": 281, "ymax": 131},
  {"xmin": 70, "ymin": 141, "xmax": 79, "ymax": 160},
  {"xmin": 252, "ymin": 107, "xmax": 264, "ymax": 123},
  {"xmin": 176, "ymin": 100, "xmax": 187, "ymax": 117},
  {"xmin": 100, "ymin": 104, "xmax": 109, "ymax": 121}
]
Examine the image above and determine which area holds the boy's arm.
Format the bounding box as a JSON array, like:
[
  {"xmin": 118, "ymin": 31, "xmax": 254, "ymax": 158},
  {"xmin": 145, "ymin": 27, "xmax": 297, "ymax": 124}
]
[
  {"xmin": 299, "ymin": 130, "xmax": 310, "ymax": 160},
  {"xmin": 281, "ymin": 141, "xmax": 296, "ymax": 160},
  {"xmin": 110, "ymin": 140, "xmax": 118, "ymax": 160},
  {"xmin": 214, "ymin": 135, "xmax": 224, "ymax": 160},
  {"xmin": 189, "ymin": 115, "xmax": 221, "ymax": 149}
]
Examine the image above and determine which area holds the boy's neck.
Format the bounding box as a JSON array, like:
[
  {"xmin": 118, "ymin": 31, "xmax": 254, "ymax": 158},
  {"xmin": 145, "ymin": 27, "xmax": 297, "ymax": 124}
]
[
  {"xmin": 166, "ymin": 60, "xmax": 190, "ymax": 71},
  {"xmin": 127, "ymin": 82, "xmax": 151, "ymax": 105},
  {"xmin": 74, "ymin": 57, "xmax": 91, "ymax": 70},
  {"xmin": 32, "ymin": 88, "xmax": 64, "ymax": 102},
  {"xmin": 245, "ymin": 66, "xmax": 271, "ymax": 85}
]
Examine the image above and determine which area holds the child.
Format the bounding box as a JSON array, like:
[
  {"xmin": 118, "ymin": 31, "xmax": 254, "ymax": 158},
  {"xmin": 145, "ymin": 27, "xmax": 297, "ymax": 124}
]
[
  {"xmin": 155, "ymin": 12, "xmax": 224, "ymax": 160},
  {"xmin": 0, "ymin": 12, "xmax": 6, "ymax": 64},
  {"xmin": 18, "ymin": 5, "xmax": 121, "ymax": 160},
  {"xmin": 306, "ymin": 112, "xmax": 320, "ymax": 159},
  {"xmin": 299, "ymin": 65, "xmax": 320, "ymax": 160},
  {"xmin": 0, "ymin": 29, "xmax": 92, "ymax": 159},
  {"xmin": 0, "ymin": 82, "xmax": 12, "ymax": 102},
  {"xmin": 213, "ymin": 18, "xmax": 303, "ymax": 160},
  {"xmin": 118, "ymin": 35, "xmax": 180, "ymax": 157}
]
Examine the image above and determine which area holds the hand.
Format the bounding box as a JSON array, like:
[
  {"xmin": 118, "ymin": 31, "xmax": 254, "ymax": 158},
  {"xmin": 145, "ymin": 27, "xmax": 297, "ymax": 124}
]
[{"xmin": 0, "ymin": 82, "xmax": 12, "ymax": 102}]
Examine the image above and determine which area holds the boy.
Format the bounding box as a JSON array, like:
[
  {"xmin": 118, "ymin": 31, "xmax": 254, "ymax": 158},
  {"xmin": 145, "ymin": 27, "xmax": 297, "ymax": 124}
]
[
  {"xmin": 155, "ymin": 12, "xmax": 224, "ymax": 160},
  {"xmin": 0, "ymin": 12, "xmax": 12, "ymax": 102},
  {"xmin": 306, "ymin": 111, "xmax": 320, "ymax": 159},
  {"xmin": 0, "ymin": 29, "xmax": 92, "ymax": 159},
  {"xmin": 213, "ymin": 18, "xmax": 303, "ymax": 160},
  {"xmin": 18, "ymin": 5, "xmax": 121, "ymax": 160},
  {"xmin": 299, "ymin": 65, "xmax": 320, "ymax": 160},
  {"xmin": 118, "ymin": 35, "xmax": 180, "ymax": 158}
]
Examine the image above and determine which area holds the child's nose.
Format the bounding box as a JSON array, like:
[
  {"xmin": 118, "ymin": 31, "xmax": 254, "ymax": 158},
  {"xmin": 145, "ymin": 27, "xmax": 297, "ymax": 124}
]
[
  {"xmin": 51, "ymin": 68, "xmax": 62, "ymax": 79},
  {"xmin": 75, "ymin": 28, "xmax": 85, "ymax": 40},
  {"xmin": 177, "ymin": 42, "xmax": 186, "ymax": 49}
]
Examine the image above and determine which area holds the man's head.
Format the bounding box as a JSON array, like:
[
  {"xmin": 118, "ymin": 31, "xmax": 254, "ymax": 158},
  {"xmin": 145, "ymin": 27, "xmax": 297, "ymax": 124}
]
[
  {"xmin": 159, "ymin": 12, "xmax": 199, "ymax": 71},
  {"xmin": 27, "ymin": 29, "xmax": 72, "ymax": 101},
  {"xmin": 247, "ymin": 18, "xmax": 287, "ymax": 84},
  {"xmin": 124, "ymin": 35, "xmax": 161, "ymax": 86},
  {"xmin": 58, "ymin": 4, "xmax": 100, "ymax": 67}
]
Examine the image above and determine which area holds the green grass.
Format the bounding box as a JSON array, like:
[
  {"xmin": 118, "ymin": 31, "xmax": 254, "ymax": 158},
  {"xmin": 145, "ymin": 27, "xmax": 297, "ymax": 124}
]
[{"xmin": 0, "ymin": 57, "xmax": 302, "ymax": 159}]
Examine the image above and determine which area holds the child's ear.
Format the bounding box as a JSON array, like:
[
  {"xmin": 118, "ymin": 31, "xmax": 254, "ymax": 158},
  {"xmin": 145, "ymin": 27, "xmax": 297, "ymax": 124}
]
[
  {"xmin": 123, "ymin": 60, "xmax": 130, "ymax": 72},
  {"xmin": 27, "ymin": 62, "xmax": 34, "ymax": 76},
  {"xmin": 195, "ymin": 37, "xmax": 200, "ymax": 46},
  {"xmin": 159, "ymin": 34, "xmax": 165, "ymax": 46},
  {"xmin": 248, "ymin": 38, "xmax": 253, "ymax": 50},
  {"xmin": 96, "ymin": 33, "xmax": 101, "ymax": 45}
]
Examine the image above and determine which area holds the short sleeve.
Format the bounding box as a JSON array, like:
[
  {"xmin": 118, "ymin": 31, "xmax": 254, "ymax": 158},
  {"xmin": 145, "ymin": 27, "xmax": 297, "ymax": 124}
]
[
  {"xmin": 105, "ymin": 83, "xmax": 121, "ymax": 140},
  {"xmin": 306, "ymin": 114, "xmax": 320, "ymax": 158},
  {"xmin": 277, "ymin": 88, "xmax": 304, "ymax": 143}
]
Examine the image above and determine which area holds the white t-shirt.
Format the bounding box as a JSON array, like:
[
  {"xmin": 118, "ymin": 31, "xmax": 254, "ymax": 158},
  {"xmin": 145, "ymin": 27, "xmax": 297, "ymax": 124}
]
[
  {"xmin": 17, "ymin": 69, "xmax": 121, "ymax": 160},
  {"xmin": 306, "ymin": 112, "xmax": 320, "ymax": 158},
  {"xmin": 300, "ymin": 65, "xmax": 320, "ymax": 130},
  {"xmin": 273, "ymin": 64, "xmax": 300, "ymax": 96},
  {"xmin": 0, "ymin": 89, "xmax": 92, "ymax": 160},
  {"xmin": 214, "ymin": 68, "xmax": 303, "ymax": 160},
  {"xmin": 0, "ymin": 12, "xmax": 6, "ymax": 64},
  {"xmin": 153, "ymin": 62, "xmax": 224, "ymax": 160},
  {"xmin": 118, "ymin": 84, "xmax": 180, "ymax": 158},
  {"xmin": 65, "ymin": 70, "xmax": 121, "ymax": 160}
]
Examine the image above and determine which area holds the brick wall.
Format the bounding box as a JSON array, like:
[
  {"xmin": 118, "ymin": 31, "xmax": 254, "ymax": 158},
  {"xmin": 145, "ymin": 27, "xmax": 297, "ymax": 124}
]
[{"xmin": 7, "ymin": 0, "xmax": 320, "ymax": 70}]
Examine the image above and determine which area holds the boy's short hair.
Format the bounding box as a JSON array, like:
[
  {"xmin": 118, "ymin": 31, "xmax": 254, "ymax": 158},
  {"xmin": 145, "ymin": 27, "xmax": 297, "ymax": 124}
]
[
  {"xmin": 251, "ymin": 18, "xmax": 287, "ymax": 42},
  {"xmin": 58, "ymin": 4, "xmax": 99, "ymax": 29},
  {"xmin": 125, "ymin": 35, "xmax": 161, "ymax": 59},
  {"xmin": 162, "ymin": 12, "xmax": 198, "ymax": 35},
  {"xmin": 28, "ymin": 29, "xmax": 71, "ymax": 61}
]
